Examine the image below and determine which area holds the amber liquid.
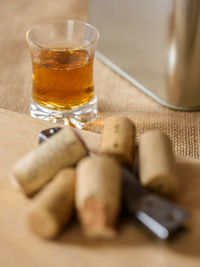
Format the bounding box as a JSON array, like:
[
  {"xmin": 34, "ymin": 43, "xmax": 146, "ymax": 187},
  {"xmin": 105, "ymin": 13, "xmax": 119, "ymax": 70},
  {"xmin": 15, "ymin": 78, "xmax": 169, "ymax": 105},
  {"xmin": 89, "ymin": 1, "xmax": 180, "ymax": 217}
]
[{"xmin": 32, "ymin": 48, "xmax": 94, "ymax": 110}]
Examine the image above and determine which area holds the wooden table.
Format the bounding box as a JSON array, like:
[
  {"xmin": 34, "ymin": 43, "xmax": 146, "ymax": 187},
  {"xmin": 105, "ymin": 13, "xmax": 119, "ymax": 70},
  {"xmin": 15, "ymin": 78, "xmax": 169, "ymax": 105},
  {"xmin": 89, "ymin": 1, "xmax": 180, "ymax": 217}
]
[
  {"xmin": 1, "ymin": 1, "xmax": 200, "ymax": 266},
  {"xmin": 0, "ymin": 108, "xmax": 200, "ymax": 267}
]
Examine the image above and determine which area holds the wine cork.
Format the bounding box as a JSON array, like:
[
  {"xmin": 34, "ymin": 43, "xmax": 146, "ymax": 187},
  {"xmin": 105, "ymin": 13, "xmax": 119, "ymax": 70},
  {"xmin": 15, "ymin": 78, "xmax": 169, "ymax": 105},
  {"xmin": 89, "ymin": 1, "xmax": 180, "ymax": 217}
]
[
  {"xmin": 27, "ymin": 168, "xmax": 75, "ymax": 239},
  {"xmin": 12, "ymin": 128, "xmax": 87, "ymax": 196},
  {"xmin": 138, "ymin": 131, "xmax": 180, "ymax": 198},
  {"xmin": 76, "ymin": 155, "xmax": 121, "ymax": 239},
  {"xmin": 100, "ymin": 116, "xmax": 136, "ymax": 165}
]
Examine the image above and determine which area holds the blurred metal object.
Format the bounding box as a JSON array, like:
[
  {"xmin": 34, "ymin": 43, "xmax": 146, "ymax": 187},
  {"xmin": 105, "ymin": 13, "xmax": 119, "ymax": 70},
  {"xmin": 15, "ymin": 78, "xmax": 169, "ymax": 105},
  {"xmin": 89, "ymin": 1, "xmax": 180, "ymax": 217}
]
[
  {"xmin": 122, "ymin": 168, "xmax": 189, "ymax": 239},
  {"xmin": 39, "ymin": 127, "xmax": 62, "ymax": 144},
  {"xmin": 89, "ymin": 0, "xmax": 200, "ymax": 110}
]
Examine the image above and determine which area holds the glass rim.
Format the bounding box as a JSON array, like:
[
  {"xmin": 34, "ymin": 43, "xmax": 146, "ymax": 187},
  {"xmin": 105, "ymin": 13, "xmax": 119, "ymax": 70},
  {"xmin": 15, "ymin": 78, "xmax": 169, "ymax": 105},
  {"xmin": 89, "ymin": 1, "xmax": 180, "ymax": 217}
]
[{"xmin": 26, "ymin": 19, "xmax": 99, "ymax": 51}]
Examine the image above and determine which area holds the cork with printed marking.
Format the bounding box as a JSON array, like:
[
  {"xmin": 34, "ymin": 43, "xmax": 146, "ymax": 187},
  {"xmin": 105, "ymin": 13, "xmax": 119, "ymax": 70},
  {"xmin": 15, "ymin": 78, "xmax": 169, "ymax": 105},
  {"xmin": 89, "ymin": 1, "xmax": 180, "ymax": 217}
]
[
  {"xmin": 75, "ymin": 155, "xmax": 121, "ymax": 239},
  {"xmin": 100, "ymin": 116, "xmax": 136, "ymax": 165}
]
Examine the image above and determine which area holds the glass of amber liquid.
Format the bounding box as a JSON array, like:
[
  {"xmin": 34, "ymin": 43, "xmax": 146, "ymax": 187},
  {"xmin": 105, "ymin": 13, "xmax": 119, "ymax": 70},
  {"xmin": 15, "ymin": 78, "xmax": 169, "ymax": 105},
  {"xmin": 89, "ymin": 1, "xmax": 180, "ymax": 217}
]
[{"xmin": 26, "ymin": 19, "xmax": 99, "ymax": 128}]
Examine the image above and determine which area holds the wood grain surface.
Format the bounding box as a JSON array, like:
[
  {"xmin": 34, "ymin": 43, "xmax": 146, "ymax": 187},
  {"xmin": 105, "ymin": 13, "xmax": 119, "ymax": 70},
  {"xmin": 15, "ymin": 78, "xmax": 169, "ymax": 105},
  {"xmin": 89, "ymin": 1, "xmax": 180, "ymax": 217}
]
[
  {"xmin": 0, "ymin": 108, "xmax": 200, "ymax": 267},
  {"xmin": 1, "ymin": 1, "xmax": 200, "ymax": 266}
]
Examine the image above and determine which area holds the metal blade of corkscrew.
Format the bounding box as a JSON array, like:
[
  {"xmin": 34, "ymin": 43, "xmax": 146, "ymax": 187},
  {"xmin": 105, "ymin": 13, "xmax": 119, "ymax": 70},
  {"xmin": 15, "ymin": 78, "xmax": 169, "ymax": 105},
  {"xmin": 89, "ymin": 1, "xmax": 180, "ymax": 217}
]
[
  {"xmin": 39, "ymin": 127, "xmax": 62, "ymax": 144},
  {"xmin": 122, "ymin": 168, "xmax": 189, "ymax": 239}
]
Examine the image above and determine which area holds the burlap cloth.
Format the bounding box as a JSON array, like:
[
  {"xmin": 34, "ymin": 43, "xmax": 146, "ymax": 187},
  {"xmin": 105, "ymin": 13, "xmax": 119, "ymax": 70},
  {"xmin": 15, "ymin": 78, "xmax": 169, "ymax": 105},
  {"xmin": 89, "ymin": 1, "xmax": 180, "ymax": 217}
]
[
  {"xmin": 85, "ymin": 59, "xmax": 200, "ymax": 159},
  {"xmin": 1, "ymin": 0, "xmax": 200, "ymax": 158}
]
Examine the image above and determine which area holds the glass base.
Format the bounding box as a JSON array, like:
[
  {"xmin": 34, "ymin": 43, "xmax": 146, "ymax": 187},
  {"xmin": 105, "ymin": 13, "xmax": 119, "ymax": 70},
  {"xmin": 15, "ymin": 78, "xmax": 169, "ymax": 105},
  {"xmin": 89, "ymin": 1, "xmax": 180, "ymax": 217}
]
[{"xmin": 30, "ymin": 96, "xmax": 98, "ymax": 129}]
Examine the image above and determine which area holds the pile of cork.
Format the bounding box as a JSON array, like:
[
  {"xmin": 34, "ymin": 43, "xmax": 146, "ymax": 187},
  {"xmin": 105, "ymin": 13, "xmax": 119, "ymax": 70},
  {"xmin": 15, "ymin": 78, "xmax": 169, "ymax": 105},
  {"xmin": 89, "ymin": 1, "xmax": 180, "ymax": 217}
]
[{"xmin": 11, "ymin": 116, "xmax": 179, "ymax": 240}]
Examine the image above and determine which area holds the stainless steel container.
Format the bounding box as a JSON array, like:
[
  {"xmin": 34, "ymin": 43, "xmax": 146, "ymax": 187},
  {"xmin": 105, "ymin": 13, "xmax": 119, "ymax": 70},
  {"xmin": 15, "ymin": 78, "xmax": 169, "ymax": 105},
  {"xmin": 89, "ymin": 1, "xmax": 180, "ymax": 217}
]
[{"xmin": 89, "ymin": 0, "xmax": 200, "ymax": 110}]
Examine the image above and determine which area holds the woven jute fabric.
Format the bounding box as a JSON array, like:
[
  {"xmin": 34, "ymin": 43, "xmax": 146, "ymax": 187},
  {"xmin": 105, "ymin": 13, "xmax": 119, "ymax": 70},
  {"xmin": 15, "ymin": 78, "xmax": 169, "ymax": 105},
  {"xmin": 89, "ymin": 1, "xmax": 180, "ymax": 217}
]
[
  {"xmin": 84, "ymin": 59, "xmax": 200, "ymax": 159},
  {"xmin": 1, "ymin": 0, "xmax": 200, "ymax": 158}
]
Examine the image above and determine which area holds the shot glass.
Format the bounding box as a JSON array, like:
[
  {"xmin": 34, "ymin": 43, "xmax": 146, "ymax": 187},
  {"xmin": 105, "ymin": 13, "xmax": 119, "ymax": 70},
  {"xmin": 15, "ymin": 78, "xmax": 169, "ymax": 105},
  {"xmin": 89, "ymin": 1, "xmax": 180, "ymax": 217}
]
[{"xmin": 26, "ymin": 19, "xmax": 99, "ymax": 128}]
